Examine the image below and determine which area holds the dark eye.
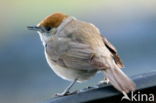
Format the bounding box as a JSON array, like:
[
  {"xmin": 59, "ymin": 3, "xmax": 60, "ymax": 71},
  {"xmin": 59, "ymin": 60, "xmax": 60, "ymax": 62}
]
[{"xmin": 45, "ymin": 26, "xmax": 51, "ymax": 31}]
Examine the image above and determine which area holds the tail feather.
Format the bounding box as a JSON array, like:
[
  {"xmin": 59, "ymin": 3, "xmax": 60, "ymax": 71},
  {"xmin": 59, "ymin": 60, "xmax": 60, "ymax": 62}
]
[{"xmin": 104, "ymin": 67, "xmax": 136, "ymax": 93}]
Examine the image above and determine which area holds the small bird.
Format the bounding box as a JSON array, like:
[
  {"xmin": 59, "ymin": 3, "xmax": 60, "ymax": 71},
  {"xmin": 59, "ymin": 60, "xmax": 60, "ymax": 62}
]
[{"xmin": 28, "ymin": 13, "xmax": 136, "ymax": 96}]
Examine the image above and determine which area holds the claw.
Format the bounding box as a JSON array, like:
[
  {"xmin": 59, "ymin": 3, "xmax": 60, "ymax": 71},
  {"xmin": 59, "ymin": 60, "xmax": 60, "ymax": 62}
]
[
  {"xmin": 55, "ymin": 79, "xmax": 78, "ymax": 97},
  {"xmin": 55, "ymin": 91, "xmax": 70, "ymax": 97},
  {"xmin": 97, "ymin": 78, "xmax": 110, "ymax": 87},
  {"xmin": 99, "ymin": 78, "xmax": 110, "ymax": 84},
  {"xmin": 55, "ymin": 91, "xmax": 78, "ymax": 97}
]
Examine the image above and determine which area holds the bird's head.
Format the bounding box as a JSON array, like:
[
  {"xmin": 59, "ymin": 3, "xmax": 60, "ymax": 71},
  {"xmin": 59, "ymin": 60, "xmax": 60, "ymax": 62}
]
[{"xmin": 27, "ymin": 13, "xmax": 69, "ymax": 34}]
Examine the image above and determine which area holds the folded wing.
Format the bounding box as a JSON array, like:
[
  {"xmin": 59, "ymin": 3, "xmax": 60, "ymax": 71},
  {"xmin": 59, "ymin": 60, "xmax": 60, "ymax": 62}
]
[{"xmin": 45, "ymin": 37, "xmax": 96, "ymax": 71}]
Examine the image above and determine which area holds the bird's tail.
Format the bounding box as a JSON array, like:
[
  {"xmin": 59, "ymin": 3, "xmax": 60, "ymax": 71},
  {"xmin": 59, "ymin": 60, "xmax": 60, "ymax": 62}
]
[{"xmin": 104, "ymin": 67, "xmax": 136, "ymax": 93}]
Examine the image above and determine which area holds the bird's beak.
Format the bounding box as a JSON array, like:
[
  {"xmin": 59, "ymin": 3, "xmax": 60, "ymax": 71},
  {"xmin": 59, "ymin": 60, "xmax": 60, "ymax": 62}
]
[{"xmin": 27, "ymin": 26, "xmax": 41, "ymax": 31}]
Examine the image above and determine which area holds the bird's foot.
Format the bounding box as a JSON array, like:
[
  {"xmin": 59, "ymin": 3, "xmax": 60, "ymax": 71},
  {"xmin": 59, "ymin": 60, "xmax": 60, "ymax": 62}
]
[
  {"xmin": 55, "ymin": 91, "xmax": 78, "ymax": 97},
  {"xmin": 100, "ymin": 77, "xmax": 110, "ymax": 84},
  {"xmin": 55, "ymin": 91, "xmax": 70, "ymax": 97},
  {"xmin": 97, "ymin": 78, "xmax": 110, "ymax": 87}
]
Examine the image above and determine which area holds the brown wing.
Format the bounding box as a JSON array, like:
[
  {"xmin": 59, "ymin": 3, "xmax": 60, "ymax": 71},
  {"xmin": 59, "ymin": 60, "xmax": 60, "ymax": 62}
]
[
  {"xmin": 46, "ymin": 37, "xmax": 96, "ymax": 71},
  {"xmin": 102, "ymin": 35, "xmax": 125, "ymax": 68}
]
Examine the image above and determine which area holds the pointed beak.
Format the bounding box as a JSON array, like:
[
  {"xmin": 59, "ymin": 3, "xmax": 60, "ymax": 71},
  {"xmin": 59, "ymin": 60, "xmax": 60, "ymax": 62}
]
[{"xmin": 27, "ymin": 26, "xmax": 41, "ymax": 31}]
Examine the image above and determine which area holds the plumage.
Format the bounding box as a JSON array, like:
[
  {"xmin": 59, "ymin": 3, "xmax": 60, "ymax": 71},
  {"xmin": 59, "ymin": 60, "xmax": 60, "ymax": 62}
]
[
  {"xmin": 30, "ymin": 13, "xmax": 136, "ymax": 94},
  {"xmin": 102, "ymin": 36, "xmax": 125, "ymax": 68},
  {"xmin": 39, "ymin": 13, "xmax": 68, "ymax": 28}
]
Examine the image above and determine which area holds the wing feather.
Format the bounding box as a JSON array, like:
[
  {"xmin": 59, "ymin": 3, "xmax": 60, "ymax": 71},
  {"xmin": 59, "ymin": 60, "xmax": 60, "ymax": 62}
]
[
  {"xmin": 46, "ymin": 37, "xmax": 96, "ymax": 70},
  {"xmin": 102, "ymin": 36, "xmax": 124, "ymax": 68}
]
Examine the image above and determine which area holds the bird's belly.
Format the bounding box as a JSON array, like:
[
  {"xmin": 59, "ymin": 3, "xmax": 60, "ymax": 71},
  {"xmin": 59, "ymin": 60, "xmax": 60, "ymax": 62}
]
[{"xmin": 45, "ymin": 53, "xmax": 97, "ymax": 82}]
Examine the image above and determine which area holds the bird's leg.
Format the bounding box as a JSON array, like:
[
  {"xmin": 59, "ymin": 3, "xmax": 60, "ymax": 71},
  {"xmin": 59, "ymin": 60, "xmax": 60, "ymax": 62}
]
[
  {"xmin": 98, "ymin": 71, "xmax": 110, "ymax": 86},
  {"xmin": 56, "ymin": 78, "xmax": 77, "ymax": 96},
  {"xmin": 97, "ymin": 77, "xmax": 110, "ymax": 87},
  {"xmin": 103, "ymin": 77, "xmax": 110, "ymax": 84}
]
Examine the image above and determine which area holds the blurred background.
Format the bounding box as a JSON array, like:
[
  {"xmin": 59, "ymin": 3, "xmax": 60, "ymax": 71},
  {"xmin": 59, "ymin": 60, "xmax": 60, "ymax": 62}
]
[{"xmin": 0, "ymin": 0, "xmax": 156, "ymax": 103}]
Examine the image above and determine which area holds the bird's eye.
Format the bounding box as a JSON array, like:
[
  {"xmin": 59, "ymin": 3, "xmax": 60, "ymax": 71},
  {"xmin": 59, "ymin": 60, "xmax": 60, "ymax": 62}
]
[{"xmin": 45, "ymin": 26, "xmax": 51, "ymax": 31}]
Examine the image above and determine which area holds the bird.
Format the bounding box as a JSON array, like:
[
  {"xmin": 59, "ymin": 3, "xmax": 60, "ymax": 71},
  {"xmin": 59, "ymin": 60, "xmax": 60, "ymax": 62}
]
[{"xmin": 27, "ymin": 12, "xmax": 136, "ymax": 96}]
